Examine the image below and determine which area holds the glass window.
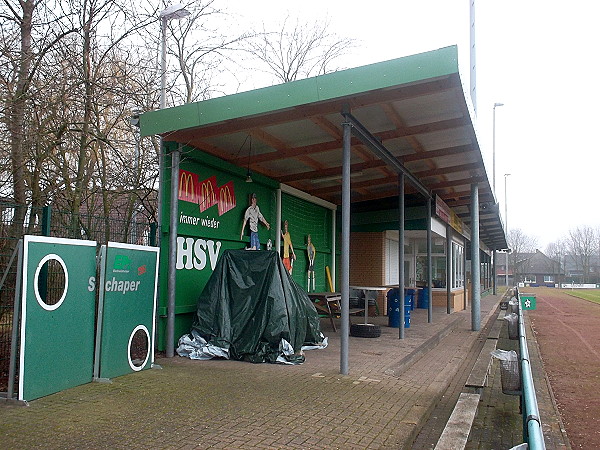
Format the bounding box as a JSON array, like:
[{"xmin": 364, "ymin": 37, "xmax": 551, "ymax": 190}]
[
  {"xmin": 416, "ymin": 255, "xmax": 447, "ymax": 288},
  {"xmin": 543, "ymin": 275, "xmax": 554, "ymax": 283},
  {"xmin": 524, "ymin": 275, "xmax": 537, "ymax": 283},
  {"xmin": 417, "ymin": 239, "xmax": 445, "ymax": 255},
  {"xmin": 452, "ymin": 242, "xmax": 464, "ymax": 289}
]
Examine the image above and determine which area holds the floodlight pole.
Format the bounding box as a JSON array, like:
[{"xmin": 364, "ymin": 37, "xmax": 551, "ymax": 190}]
[
  {"xmin": 492, "ymin": 102, "xmax": 504, "ymax": 195},
  {"xmin": 504, "ymin": 173, "xmax": 511, "ymax": 287},
  {"xmin": 492, "ymin": 102, "xmax": 503, "ymax": 293}
]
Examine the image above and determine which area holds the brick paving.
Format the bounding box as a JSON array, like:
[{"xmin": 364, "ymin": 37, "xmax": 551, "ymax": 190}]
[{"xmin": 0, "ymin": 294, "xmax": 569, "ymax": 449}]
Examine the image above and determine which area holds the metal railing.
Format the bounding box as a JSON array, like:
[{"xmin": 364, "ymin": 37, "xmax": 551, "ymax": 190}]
[{"xmin": 515, "ymin": 287, "xmax": 546, "ymax": 449}]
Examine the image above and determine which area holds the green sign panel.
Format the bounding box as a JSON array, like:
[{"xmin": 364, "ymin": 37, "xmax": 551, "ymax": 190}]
[
  {"xmin": 19, "ymin": 236, "xmax": 97, "ymax": 401},
  {"xmin": 521, "ymin": 294, "xmax": 537, "ymax": 310},
  {"xmin": 96, "ymin": 242, "xmax": 159, "ymax": 380}
]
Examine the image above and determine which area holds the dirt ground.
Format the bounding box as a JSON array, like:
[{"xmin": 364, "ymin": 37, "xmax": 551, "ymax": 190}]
[{"xmin": 527, "ymin": 287, "xmax": 600, "ymax": 449}]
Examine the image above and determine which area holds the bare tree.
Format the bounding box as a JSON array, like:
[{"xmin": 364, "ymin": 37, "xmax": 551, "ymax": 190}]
[
  {"xmin": 1, "ymin": 0, "xmax": 160, "ymax": 232},
  {"xmin": 566, "ymin": 225, "xmax": 598, "ymax": 283},
  {"xmin": 1, "ymin": 0, "xmax": 77, "ymax": 224},
  {"xmin": 546, "ymin": 238, "xmax": 568, "ymax": 285},
  {"xmin": 507, "ymin": 228, "xmax": 538, "ymax": 283},
  {"xmin": 159, "ymin": 1, "xmax": 253, "ymax": 105},
  {"xmin": 246, "ymin": 15, "xmax": 355, "ymax": 84},
  {"xmin": 0, "ymin": 0, "xmax": 357, "ymax": 243}
]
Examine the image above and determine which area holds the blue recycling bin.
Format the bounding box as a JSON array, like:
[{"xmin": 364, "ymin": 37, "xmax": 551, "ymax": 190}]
[
  {"xmin": 404, "ymin": 302, "xmax": 411, "ymax": 328},
  {"xmin": 405, "ymin": 289, "xmax": 416, "ymax": 310},
  {"xmin": 418, "ymin": 287, "xmax": 430, "ymax": 309},
  {"xmin": 388, "ymin": 289, "xmax": 412, "ymax": 328},
  {"xmin": 387, "ymin": 289, "xmax": 400, "ymax": 327}
]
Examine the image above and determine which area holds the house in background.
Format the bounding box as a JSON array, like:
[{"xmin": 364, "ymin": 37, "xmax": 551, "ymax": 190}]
[
  {"xmin": 514, "ymin": 249, "xmax": 561, "ymax": 287},
  {"xmin": 495, "ymin": 251, "xmax": 512, "ymax": 287},
  {"xmin": 563, "ymin": 254, "xmax": 600, "ymax": 285}
]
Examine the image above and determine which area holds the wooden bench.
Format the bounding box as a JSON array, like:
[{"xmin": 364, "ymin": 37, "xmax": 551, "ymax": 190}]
[
  {"xmin": 308, "ymin": 292, "xmax": 365, "ymax": 332},
  {"xmin": 434, "ymin": 392, "xmax": 481, "ymax": 450},
  {"xmin": 465, "ymin": 338, "xmax": 498, "ymax": 392}
]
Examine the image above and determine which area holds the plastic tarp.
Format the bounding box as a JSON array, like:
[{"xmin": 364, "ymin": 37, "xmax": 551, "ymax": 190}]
[{"xmin": 177, "ymin": 249, "xmax": 326, "ymax": 364}]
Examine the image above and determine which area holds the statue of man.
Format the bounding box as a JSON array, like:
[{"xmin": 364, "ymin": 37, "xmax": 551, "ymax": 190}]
[{"xmin": 240, "ymin": 193, "xmax": 270, "ymax": 250}]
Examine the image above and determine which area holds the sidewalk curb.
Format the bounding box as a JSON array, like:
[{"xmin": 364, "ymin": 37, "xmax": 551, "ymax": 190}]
[
  {"xmin": 394, "ymin": 301, "xmax": 501, "ymax": 448},
  {"xmin": 384, "ymin": 315, "xmax": 463, "ymax": 378}
]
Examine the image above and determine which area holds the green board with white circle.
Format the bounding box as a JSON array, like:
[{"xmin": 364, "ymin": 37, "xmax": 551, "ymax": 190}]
[
  {"xmin": 19, "ymin": 236, "xmax": 98, "ymax": 401},
  {"xmin": 97, "ymin": 242, "xmax": 159, "ymax": 379}
]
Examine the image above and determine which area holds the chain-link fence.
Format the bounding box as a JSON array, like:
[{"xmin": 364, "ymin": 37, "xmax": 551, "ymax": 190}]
[{"xmin": 0, "ymin": 202, "xmax": 157, "ymax": 393}]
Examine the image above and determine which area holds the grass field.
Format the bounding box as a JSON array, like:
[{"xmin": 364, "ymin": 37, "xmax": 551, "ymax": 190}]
[{"xmin": 565, "ymin": 289, "xmax": 600, "ymax": 304}]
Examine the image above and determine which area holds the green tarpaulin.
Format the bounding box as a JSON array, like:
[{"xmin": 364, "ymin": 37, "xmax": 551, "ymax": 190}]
[{"xmin": 177, "ymin": 250, "xmax": 325, "ymax": 364}]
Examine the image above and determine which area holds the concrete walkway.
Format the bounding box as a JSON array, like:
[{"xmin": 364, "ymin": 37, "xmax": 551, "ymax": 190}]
[{"xmin": 0, "ymin": 294, "xmax": 570, "ymax": 449}]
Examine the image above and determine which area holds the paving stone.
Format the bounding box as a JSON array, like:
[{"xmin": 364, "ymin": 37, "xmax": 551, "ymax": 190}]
[{"xmin": 0, "ymin": 294, "xmax": 568, "ymax": 449}]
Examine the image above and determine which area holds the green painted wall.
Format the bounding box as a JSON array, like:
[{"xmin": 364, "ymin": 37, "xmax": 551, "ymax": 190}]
[
  {"xmin": 280, "ymin": 193, "xmax": 333, "ymax": 292},
  {"xmin": 158, "ymin": 146, "xmax": 278, "ymax": 350}
]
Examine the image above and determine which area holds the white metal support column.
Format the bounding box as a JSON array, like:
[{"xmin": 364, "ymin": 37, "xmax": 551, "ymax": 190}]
[
  {"xmin": 166, "ymin": 145, "xmax": 181, "ymax": 356},
  {"xmin": 340, "ymin": 120, "xmax": 352, "ymax": 375},
  {"xmin": 427, "ymin": 197, "xmax": 433, "ymax": 323},
  {"xmin": 398, "ymin": 172, "xmax": 405, "ymax": 339},
  {"xmin": 470, "ymin": 183, "xmax": 481, "ymax": 331},
  {"xmin": 275, "ymin": 189, "xmax": 282, "ymax": 253},
  {"xmin": 492, "ymin": 249, "xmax": 497, "ymax": 295},
  {"xmin": 446, "ymin": 223, "xmax": 452, "ymax": 314}
]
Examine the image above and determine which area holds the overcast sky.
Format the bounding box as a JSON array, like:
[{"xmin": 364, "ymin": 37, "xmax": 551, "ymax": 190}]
[{"xmin": 226, "ymin": 0, "xmax": 599, "ymax": 249}]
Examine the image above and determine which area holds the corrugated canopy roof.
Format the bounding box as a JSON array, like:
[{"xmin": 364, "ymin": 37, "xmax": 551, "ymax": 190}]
[{"xmin": 141, "ymin": 46, "xmax": 507, "ymax": 250}]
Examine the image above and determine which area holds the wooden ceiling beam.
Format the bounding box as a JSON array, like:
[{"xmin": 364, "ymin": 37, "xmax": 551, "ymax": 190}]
[
  {"xmin": 401, "ymin": 144, "xmax": 472, "ymax": 162},
  {"xmin": 231, "ymin": 118, "xmax": 469, "ymax": 166},
  {"xmin": 279, "ymin": 159, "xmax": 386, "ymax": 183},
  {"xmin": 444, "ymin": 192, "xmax": 495, "ymax": 207},
  {"xmin": 427, "ymin": 175, "xmax": 486, "ymax": 190},
  {"xmin": 310, "ymin": 116, "xmax": 342, "ymax": 139},
  {"xmin": 310, "ymin": 175, "xmax": 398, "ymax": 196},
  {"xmin": 414, "ymin": 162, "xmax": 480, "ymax": 178}
]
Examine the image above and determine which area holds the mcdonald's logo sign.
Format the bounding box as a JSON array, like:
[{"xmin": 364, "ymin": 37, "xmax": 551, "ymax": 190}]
[
  {"xmin": 178, "ymin": 170, "xmax": 196, "ymax": 203},
  {"xmin": 217, "ymin": 182, "xmax": 236, "ymax": 216},
  {"xmin": 198, "ymin": 176, "xmax": 217, "ymax": 213},
  {"xmin": 178, "ymin": 169, "xmax": 237, "ymax": 217}
]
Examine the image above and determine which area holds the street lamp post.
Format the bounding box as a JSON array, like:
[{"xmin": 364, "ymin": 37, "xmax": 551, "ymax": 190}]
[
  {"xmin": 492, "ymin": 102, "xmax": 503, "ymax": 293},
  {"xmin": 158, "ymin": 4, "xmax": 190, "ymax": 358},
  {"xmin": 159, "ymin": 4, "xmax": 190, "ymax": 108},
  {"xmin": 158, "ymin": 3, "xmax": 190, "ymax": 218},
  {"xmin": 492, "ymin": 102, "xmax": 504, "ymax": 195},
  {"xmin": 504, "ymin": 173, "xmax": 511, "ymax": 287}
]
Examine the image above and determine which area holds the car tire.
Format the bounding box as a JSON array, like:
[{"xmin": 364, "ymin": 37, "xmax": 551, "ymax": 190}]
[{"xmin": 350, "ymin": 323, "xmax": 381, "ymax": 338}]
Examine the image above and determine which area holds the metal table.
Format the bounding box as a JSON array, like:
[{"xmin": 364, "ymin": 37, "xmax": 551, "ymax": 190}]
[{"xmin": 349, "ymin": 286, "xmax": 389, "ymax": 324}]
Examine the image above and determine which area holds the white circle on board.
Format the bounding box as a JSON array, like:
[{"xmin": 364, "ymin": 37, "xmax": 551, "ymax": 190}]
[
  {"xmin": 127, "ymin": 324, "xmax": 150, "ymax": 371},
  {"xmin": 34, "ymin": 253, "xmax": 68, "ymax": 311}
]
